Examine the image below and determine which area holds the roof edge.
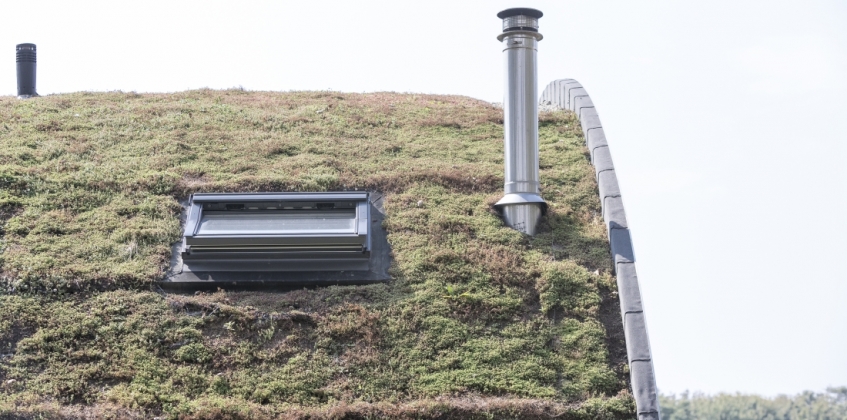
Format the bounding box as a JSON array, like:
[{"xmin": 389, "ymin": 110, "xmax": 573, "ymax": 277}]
[{"xmin": 540, "ymin": 79, "xmax": 661, "ymax": 420}]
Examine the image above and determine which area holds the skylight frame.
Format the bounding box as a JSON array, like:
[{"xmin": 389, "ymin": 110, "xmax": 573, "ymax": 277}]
[
  {"xmin": 178, "ymin": 192, "xmax": 373, "ymax": 273},
  {"xmin": 183, "ymin": 192, "xmax": 371, "ymax": 253}
]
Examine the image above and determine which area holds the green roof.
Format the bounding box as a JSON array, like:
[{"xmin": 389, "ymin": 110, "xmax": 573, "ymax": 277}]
[{"xmin": 0, "ymin": 90, "xmax": 633, "ymax": 419}]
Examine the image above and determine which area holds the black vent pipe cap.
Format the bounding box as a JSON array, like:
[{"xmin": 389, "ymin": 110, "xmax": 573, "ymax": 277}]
[{"xmin": 497, "ymin": 8, "xmax": 543, "ymax": 19}]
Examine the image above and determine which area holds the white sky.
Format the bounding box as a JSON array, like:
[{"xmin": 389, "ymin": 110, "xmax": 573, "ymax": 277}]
[{"xmin": 2, "ymin": 0, "xmax": 846, "ymax": 397}]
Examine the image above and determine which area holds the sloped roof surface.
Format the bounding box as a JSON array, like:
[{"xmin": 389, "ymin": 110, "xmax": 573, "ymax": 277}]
[{"xmin": 0, "ymin": 90, "xmax": 633, "ymax": 419}]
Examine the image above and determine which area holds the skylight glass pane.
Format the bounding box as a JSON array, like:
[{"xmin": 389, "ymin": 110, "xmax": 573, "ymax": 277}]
[{"xmin": 196, "ymin": 210, "xmax": 356, "ymax": 235}]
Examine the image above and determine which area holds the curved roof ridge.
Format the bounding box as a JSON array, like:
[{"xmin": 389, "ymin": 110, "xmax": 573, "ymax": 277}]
[{"xmin": 541, "ymin": 79, "xmax": 661, "ymax": 420}]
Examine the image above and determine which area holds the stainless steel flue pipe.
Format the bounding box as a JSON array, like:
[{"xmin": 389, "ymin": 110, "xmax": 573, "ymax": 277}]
[{"xmin": 494, "ymin": 8, "xmax": 546, "ymax": 236}]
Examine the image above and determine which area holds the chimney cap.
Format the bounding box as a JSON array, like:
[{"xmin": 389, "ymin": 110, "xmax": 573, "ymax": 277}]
[{"xmin": 497, "ymin": 8, "xmax": 543, "ymax": 19}]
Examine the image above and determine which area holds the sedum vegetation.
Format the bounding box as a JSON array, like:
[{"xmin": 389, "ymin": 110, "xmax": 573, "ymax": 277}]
[{"xmin": 0, "ymin": 90, "xmax": 631, "ymax": 419}]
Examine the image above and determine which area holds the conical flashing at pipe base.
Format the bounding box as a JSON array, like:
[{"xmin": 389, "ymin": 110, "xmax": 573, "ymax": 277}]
[{"xmin": 495, "ymin": 193, "xmax": 547, "ymax": 236}]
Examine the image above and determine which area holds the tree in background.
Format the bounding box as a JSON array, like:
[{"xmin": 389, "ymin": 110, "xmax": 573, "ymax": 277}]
[{"xmin": 659, "ymin": 387, "xmax": 847, "ymax": 420}]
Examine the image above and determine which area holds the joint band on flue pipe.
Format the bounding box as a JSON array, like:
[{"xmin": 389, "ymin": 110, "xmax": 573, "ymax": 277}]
[{"xmin": 494, "ymin": 8, "xmax": 546, "ymax": 236}]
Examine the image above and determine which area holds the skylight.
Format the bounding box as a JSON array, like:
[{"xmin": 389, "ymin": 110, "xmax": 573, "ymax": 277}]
[{"xmin": 166, "ymin": 192, "xmax": 389, "ymax": 286}]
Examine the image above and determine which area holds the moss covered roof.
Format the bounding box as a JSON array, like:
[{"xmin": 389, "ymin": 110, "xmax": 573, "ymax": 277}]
[{"xmin": 0, "ymin": 90, "xmax": 632, "ymax": 419}]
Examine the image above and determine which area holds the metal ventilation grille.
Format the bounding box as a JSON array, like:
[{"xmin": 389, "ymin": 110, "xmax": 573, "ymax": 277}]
[
  {"xmin": 502, "ymin": 15, "xmax": 538, "ymax": 32},
  {"xmin": 16, "ymin": 44, "xmax": 36, "ymax": 62},
  {"xmin": 16, "ymin": 51, "xmax": 36, "ymax": 62}
]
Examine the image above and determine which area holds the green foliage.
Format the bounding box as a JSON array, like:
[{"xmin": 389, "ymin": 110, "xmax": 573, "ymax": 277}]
[
  {"xmin": 537, "ymin": 260, "xmax": 601, "ymax": 316},
  {"xmin": 659, "ymin": 388, "xmax": 847, "ymax": 420},
  {"xmin": 0, "ymin": 91, "xmax": 630, "ymax": 418}
]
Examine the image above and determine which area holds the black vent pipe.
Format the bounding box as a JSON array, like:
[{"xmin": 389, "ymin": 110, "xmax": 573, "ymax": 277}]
[{"xmin": 16, "ymin": 43, "xmax": 38, "ymax": 98}]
